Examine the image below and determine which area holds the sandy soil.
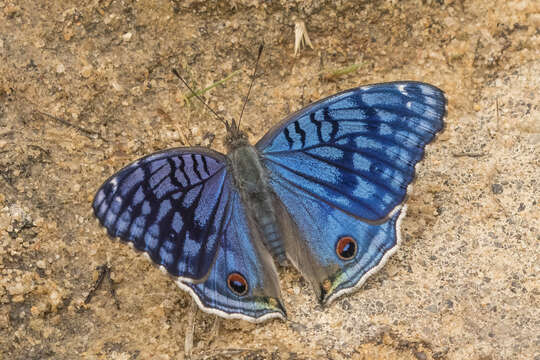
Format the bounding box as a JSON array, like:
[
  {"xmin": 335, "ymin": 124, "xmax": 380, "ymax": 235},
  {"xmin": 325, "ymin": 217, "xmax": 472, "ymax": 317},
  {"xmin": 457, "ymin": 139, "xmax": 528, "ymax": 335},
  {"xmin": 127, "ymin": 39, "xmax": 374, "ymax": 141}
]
[{"xmin": 0, "ymin": 1, "xmax": 538, "ymax": 359}]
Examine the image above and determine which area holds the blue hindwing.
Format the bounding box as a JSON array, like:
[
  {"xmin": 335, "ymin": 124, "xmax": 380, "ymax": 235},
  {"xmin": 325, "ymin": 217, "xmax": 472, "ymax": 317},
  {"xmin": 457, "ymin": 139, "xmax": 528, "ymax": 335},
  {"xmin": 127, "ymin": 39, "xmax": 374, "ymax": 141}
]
[{"xmin": 178, "ymin": 184, "xmax": 285, "ymax": 322}]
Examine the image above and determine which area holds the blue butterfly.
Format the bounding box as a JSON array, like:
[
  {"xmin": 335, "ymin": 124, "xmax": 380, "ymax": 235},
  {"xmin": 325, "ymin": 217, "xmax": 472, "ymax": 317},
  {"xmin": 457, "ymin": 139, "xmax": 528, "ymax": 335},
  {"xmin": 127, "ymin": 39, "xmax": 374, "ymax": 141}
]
[{"xmin": 93, "ymin": 81, "xmax": 445, "ymax": 322}]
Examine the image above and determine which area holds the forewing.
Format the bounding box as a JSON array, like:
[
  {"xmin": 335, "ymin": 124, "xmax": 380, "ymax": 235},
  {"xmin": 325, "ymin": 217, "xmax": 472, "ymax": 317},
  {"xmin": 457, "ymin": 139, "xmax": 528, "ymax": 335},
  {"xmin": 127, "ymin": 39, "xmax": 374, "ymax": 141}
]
[
  {"xmin": 257, "ymin": 82, "xmax": 445, "ymax": 221},
  {"xmin": 178, "ymin": 185, "xmax": 285, "ymax": 322},
  {"xmin": 93, "ymin": 148, "xmax": 229, "ymax": 281}
]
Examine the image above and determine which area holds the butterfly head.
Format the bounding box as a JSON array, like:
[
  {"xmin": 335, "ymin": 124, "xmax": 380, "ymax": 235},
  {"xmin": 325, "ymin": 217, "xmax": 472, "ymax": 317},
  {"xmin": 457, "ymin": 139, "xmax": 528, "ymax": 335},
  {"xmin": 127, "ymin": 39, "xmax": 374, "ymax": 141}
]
[{"xmin": 224, "ymin": 120, "xmax": 250, "ymax": 152}]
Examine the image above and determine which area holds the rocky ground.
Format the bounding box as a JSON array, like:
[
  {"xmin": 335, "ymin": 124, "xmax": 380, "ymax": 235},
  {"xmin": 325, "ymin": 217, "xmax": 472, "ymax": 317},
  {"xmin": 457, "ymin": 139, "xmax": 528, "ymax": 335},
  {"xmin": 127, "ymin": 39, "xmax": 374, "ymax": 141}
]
[{"xmin": 0, "ymin": 1, "xmax": 538, "ymax": 359}]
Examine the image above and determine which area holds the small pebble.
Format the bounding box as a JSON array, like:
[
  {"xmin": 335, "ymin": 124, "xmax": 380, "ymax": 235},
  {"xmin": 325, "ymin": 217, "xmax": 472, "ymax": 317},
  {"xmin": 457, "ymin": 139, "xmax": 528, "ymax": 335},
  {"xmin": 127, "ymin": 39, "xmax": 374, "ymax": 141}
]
[
  {"xmin": 491, "ymin": 183, "xmax": 503, "ymax": 194},
  {"xmin": 80, "ymin": 65, "xmax": 93, "ymax": 78},
  {"xmin": 8, "ymin": 282, "xmax": 25, "ymax": 295}
]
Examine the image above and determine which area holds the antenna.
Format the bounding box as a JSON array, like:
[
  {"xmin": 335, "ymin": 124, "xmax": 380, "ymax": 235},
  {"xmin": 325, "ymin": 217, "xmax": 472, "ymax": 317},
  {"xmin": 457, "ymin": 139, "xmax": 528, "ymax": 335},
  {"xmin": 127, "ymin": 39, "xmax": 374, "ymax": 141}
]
[
  {"xmin": 237, "ymin": 43, "xmax": 264, "ymax": 129},
  {"xmin": 171, "ymin": 68, "xmax": 229, "ymax": 128}
]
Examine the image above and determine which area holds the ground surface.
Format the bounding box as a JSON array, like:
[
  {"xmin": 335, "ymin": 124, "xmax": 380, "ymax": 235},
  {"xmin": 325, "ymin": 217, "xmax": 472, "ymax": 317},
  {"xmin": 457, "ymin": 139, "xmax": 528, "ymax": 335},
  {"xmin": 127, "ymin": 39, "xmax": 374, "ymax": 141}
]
[{"xmin": 0, "ymin": 1, "xmax": 538, "ymax": 359}]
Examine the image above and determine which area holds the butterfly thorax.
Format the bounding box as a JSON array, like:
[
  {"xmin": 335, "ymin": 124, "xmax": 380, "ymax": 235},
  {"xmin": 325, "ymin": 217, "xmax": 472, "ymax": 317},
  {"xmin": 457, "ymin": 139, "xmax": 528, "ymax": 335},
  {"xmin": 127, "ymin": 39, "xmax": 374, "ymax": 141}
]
[{"xmin": 227, "ymin": 144, "xmax": 286, "ymax": 263}]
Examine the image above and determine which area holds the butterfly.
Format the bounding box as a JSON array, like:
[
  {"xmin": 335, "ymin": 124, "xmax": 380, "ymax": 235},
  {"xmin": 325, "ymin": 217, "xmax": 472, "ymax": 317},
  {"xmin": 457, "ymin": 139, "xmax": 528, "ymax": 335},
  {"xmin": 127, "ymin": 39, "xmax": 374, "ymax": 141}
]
[{"xmin": 93, "ymin": 80, "xmax": 445, "ymax": 322}]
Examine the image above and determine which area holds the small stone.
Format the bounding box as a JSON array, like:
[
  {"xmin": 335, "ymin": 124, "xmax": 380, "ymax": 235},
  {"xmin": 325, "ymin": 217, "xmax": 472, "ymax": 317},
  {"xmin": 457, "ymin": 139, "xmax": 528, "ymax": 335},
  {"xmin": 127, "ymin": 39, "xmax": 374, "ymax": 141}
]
[
  {"xmin": 289, "ymin": 321, "xmax": 307, "ymax": 333},
  {"xmin": 56, "ymin": 64, "xmax": 65, "ymax": 74},
  {"xmin": 122, "ymin": 32, "xmax": 133, "ymax": 41},
  {"xmin": 80, "ymin": 65, "xmax": 93, "ymax": 78},
  {"xmin": 130, "ymin": 86, "xmax": 143, "ymax": 97},
  {"xmin": 49, "ymin": 291, "xmax": 62, "ymax": 310},
  {"xmin": 4, "ymin": 5, "xmax": 21, "ymax": 18},
  {"xmin": 31, "ymin": 302, "xmax": 48, "ymax": 316},
  {"xmin": 110, "ymin": 80, "xmax": 123, "ymax": 92},
  {"xmin": 36, "ymin": 260, "xmax": 46, "ymax": 269},
  {"xmin": 531, "ymin": 13, "xmax": 540, "ymax": 27},
  {"xmin": 341, "ymin": 300, "xmax": 351, "ymax": 311},
  {"xmin": 491, "ymin": 183, "xmax": 503, "ymax": 194},
  {"xmin": 529, "ymin": 133, "xmax": 540, "ymax": 145},
  {"xmin": 63, "ymin": 27, "xmax": 74, "ymax": 41},
  {"xmin": 34, "ymin": 39, "xmax": 45, "ymax": 49},
  {"xmin": 7, "ymin": 282, "xmax": 25, "ymax": 296}
]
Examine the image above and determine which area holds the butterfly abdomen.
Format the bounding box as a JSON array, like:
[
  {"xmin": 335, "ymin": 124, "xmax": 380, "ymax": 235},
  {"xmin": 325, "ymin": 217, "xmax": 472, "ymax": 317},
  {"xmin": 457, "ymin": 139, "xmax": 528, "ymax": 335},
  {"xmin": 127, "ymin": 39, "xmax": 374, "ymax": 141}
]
[{"xmin": 228, "ymin": 145, "xmax": 286, "ymax": 263}]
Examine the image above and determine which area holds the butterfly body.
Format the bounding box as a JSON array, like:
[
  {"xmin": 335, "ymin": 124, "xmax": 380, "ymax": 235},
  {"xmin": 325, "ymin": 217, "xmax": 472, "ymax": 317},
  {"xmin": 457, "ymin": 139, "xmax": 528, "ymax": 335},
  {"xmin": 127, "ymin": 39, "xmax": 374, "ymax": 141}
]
[
  {"xmin": 228, "ymin": 144, "xmax": 287, "ymax": 263},
  {"xmin": 93, "ymin": 81, "xmax": 446, "ymax": 322}
]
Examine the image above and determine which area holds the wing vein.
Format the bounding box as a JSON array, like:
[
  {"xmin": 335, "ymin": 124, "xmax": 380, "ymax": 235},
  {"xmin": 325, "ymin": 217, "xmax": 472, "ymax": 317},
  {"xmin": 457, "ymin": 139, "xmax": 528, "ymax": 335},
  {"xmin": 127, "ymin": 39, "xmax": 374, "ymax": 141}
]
[
  {"xmin": 265, "ymin": 158, "xmax": 386, "ymax": 220},
  {"xmin": 300, "ymin": 151, "xmax": 404, "ymax": 195}
]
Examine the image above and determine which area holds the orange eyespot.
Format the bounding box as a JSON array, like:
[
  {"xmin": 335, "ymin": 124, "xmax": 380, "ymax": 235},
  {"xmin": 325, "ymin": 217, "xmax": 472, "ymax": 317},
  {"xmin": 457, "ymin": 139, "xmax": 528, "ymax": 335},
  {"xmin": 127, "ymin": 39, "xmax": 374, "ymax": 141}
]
[
  {"xmin": 227, "ymin": 272, "xmax": 248, "ymax": 296},
  {"xmin": 336, "ymin": 236, "xmax": 357, "ymax": 260}
]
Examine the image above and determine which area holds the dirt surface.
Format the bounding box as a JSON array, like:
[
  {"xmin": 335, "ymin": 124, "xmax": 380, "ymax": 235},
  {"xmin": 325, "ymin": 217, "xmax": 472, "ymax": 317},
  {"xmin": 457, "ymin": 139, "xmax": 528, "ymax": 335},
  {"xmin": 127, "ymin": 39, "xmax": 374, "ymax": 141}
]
[{"xmin": 0, "ymin": 1, "xmax": 538, "ymax": 359}]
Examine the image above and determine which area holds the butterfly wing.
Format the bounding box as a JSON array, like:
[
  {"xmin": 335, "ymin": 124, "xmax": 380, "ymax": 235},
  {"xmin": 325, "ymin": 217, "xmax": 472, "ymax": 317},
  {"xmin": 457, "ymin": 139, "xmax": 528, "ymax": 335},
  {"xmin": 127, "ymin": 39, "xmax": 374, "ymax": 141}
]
[
  {"xmin": 270, "ymin": 177, "xmax": 405, "ymax": 304},
  {"xmin": 93, "ymin": 148, "xmax": 284, "ymax": 321},
  {"xmin": 256, "ymin": 82, "xmax": 445, "ymax": 303},
  {"xmin": 93, "ymin": 148, "xmax": 230, "ymax": 281},
  {"xmin": 178, "ymin": 186, "xmax": 285, "ymax": 322}
]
